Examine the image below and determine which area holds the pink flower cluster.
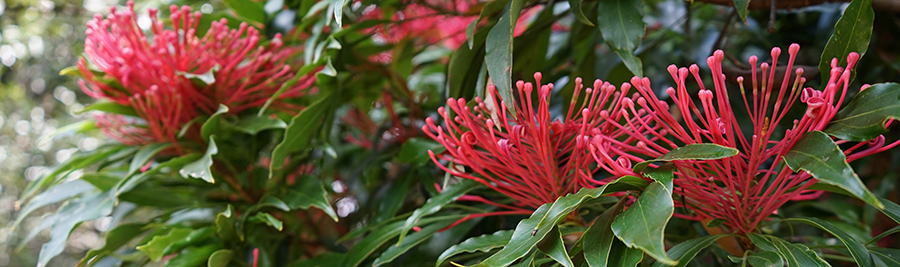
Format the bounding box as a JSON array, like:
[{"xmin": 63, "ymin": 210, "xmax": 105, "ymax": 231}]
[
  {"xmin": 79, "ymin": 2, "xmax": 316, "ymax": 149},
  {"xmin": 426, "ymin": 44, "xmax": 895, "ymax": 235}
]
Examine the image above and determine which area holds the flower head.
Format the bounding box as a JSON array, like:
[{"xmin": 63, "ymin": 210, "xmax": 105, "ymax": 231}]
[
  {"xmin": 592, "ymin": 44, "xmax": 894, "ymax": 236},
  {"xmin": 78, "ymin": 1, "xmax": 315, "ymax": 148},
  {"xmin": 423, "ymin": 73, "xmax": 647, "ymax": 211}
]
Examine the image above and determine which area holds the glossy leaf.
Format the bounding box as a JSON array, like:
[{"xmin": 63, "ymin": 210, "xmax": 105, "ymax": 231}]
[
  {"xmin": 734, "ymin": 0, "xmax": 750, "ymax": 22},
  {"xmin": 22, "ymin": 145, "xmax": 129, "ymax": 201},
  {"xmin": 137, "ymin": 228, "xmax": 195, "ymax": 261},
  {"xmin": 537, "ymin": 227, "xmax": 574, "ymax": 267},
  {"xmin": 568, "ymin": 0, "xmax": 595, "ymax": 26},
  {"xmin": 437, "ymin": 230, "xmax": 513, "ymax": 267},
  {"xmin": 343, "ymin": 216, "xmax": 460, "ymax": 267},
  {"xmin": 38, "ymin": 192, "xmax": 115, "ymax": 267},
  {"xmin": 485, "ymin": 0, "xmax": 524, "ymax": 117},
  {"xmin": 270, "ymin": 92, "xmax": 332, "ymax": 176},
  {"xmin": 466, "ymin": 0, "xmax": 509, "ymax": 49},
  {"xmin": 179, "ymin": 136, "xmax": 218, "ymax": 183},
  {"xmin": 13, "ymin": 179, "xmax": 94, "ymax": 229},
  {"xmin": 77, "ymin": 101, "xmax": 139, "ymax": 117},
  {"xmin": 783, "ymin": 218, "xmax": 873, "ymax": 267},
  {"xmin": 398, "ymin": 179, "xmax": 481, "ymax": 243},
  {"xmin": 372, "ymin": 220, "xmax": 454, "ymax": 266},
  {"xmin": 475, "ymin": 176, "xmax": 640, "ymax": 266},
  {"xmin": 252, "ymin": 212, "xmax": 284, "ymax": 231},
  {"xmin": 612, "ymin": 182, "xmax": 677, "ymax": 265},
  {"xmin": 596, "ymin": 0, "xmax": 645, "ymax": 77},
  {"xmin": 825, "ymin": 83, "xmax": 900, "ymax": 141},
  {"xmin": 749, "ymin": 234, "xmax": 830, "ymax": 267},
  {"xmin": 870, "ymin": 248, "xmax": 900, "ymax": 267},
  {"xmin": 878, "ymin": 197, "xmax": 900, "ymax": 224},
  {"xmin": 232, "ymin": 116, "xmax": 287, "ymax": 135},
  {"xmin": 201, "ymin": 105, "xmax": 229, "ymax": 141},
  {"xmin": 634, "ymin": 144, "xmax": 739, "ymax": 172},
  {"xmin": 224, "ymin": 0, "xmax": 266, "ymax": 24},
  {"xmin": 742, "ymin": 251, "xmax": 784, "ymax": 267},
  {"xmin": 607, "ymin": 240, "xmax": 644, "ymax": 267},
  {"xmin": 651, "ymin": 235, "xmax": 727, "ymax": 267},
  {"xmin": 216, "ymin": 205, "xmax": 238, "ymax": 242},
  {"xmin": 161, "ymin": 244, "xmax": 222, "ymax": 267},
  {"xmin": 783, "ymin": 131, "xmax": 882, "ymax": 209},
  {"xmin": 818, "ymin": 0, "xmax": 873, "ymax": 85},
  {"xmin": 583, "ymin": 198, "xmax": 627, "ymax": 267},
  {"xmin": 128, "ymin": 143, "xmax": 172, "ymax": 177},
  {"xmin": 77, "ymin": 223, "xmax": 146, "ymax": 267},
  {"xmin": 284, "ymin": 175, "xmax": 338, "ymax": 221},
  {"xmin": 331, "ymin": 0, "xmax": 348, "ymax": 28},
  {"xmin": 398, "ymin": 138, "xmax": 446, "ymax": 165},
  {"xmin": 207, "ymin": 249, "xmax": 233, "ymax": 267}
]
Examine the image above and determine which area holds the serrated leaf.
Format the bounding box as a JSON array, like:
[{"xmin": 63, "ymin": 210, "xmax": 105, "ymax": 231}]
[
  {"xmin": 783, "ymin": 218, "xmax": 873, "ymax": 267},
  {"xmin": 207, "ymin": 249, "xmax": 233, "ymax": 267},
  {"xmin": 485, "ymin": 0, "xmax": 524, "ymax": 117},
  {"xmin": 284, "ymin": 176, "xmax": 337, "ymax": 221},
  {"xmin": 825, "ymin": 83, "xmax": 900, "ymax": 141},
  {"xmin": 783, "ymin": 131, "xmax": 882, "ymax": 209},
  {"xmin": 38, "ymin": 192, "xmax": 115, "ymax": 267},
  {"xmin": 269, "ymin": 92, "xmax": 332, "ymax": 176},
  {"xmin": 437, "ymin": 230, "xmax": 513, "ymax": 267},
  {"xmin": 634, "ymin": 144, "xmax": 739, "ymax": 172},
  {"xmin": 818, "ymin": 0, "xmax": 873, "ymax": 85},
  {"xmin": 137, "ymin": 228, "xmax": 195, "ymax": 261},
  {"xmin": 612, "ymin": 182, "xmax": 677, "ymax": 265},
  {"xmin": 224, "ymin": 0, "xmax": 266, "ymax": 24},
  {"xmin": 201, "ymin": 105, "xmax": 229, "ymax": 141},
  {"xmin": 179, "ymin": 136, "xmax": 218, "ymax": 183},
  {"xmin": 373, "ymin": 220, "xmax": 455, "ymax": 266},
  {"xmin": 651, "ymin": 235, "xmax": 727, "ymax": 267},
  {"xmin": 597, "ymin": 0, "xmax": 645, "ymax": 77},
  {"xmin": 584, "ymin": 198, "xmax": 627, "ymax": 267},
  {"xmin": 399, "ymin": 179, "xmax": 481, "ymax": 243}
]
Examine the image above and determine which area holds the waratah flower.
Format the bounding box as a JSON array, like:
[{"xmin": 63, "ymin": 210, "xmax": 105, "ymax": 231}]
[
  {"xmin": 78, "ymin": 1, "xmax": 315, "ymax": 147},
  {"xmin": 591, "ymin": 44, "xmax": 898, "ymax": 236},
  {"xmin": 423, "ymin": 73, "xmax": 652, "ymax": 213}
]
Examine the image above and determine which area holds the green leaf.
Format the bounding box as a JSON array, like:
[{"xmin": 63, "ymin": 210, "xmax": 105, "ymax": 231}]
[
  {"xmin": 21, "ymin": 145, "xmax": 130, "ymax": 201},
  {"xmin": 372, "ymin": 220, "xmax": 455, "ymax": 266},
  {"xmin": 270, "ymin": 92, "xmax": 332, "ymax": 176},
  {"xmin": 77, "ymin": 101, "xmax": 139, "ymax": 117},
  {"xmin": 258, "ymin": 62, "xmax": 322, "ymax": 116},
  {"xmin": 583, "ymin": 198, "xmax": 627, "ymax": 267},
  {"xmin": 634, "ymin": 144, "xmax": 739, "ymax": 172},
  {"xmin": 398, "ymin": 179, "xmax": 481, "ymax": 243},
  {"xmin": 612, "ymin": 182, "xmax": 677, "ymax": 265},
  {"xmin": 137, "ymin": 228, "xmax": 195, "ymax": 261},
  {"xmin": 596, "ymin": 0, "xmax": 645, "ymax": 77},
  {"xmin": 475, "ymin": 176, "xmax": 641, "ymax": 267},
  {"xmin": 643, "ymin": 163, "xmax": 674, "ymax": 192},
  {"xmin": 216, "ymin": 205, "xmax": 238, "ymax": 242},
  {"xmin": 744, "ymin": 251, "xmax": 784, "ymax": 267},
  {"xmin": 608, "ymin": 240, "xmax": 644, "ymax": 267},
  {"xmin": 224, "ymin": 0, "xmax": 266, "ymax": 24},
  {"xmin": 783, "ymin": 218, "xmax": 873, "ymax": 267},
  {"xmin": 878, "ymin": 197, "xmax": 900, "ymax": 224},
  {"xmin": 568, "ymin": 0, "xmax": 595, "ymax": 25},
  {"xmin": 466, "ymin": 0, "xmax": 509, "ymax": 49},
  {"xmin": 179, "ymin": 136, "xmax": 218, "ymax": 183},
  {"xmin": 330, "ymin": 0, "xmax": 348, "ymax": 28},
  {"xmin": 162, "ymin": 244, "xmax": 222, "ymax": 267},
  {"xmin": 733, "ymin": 0, "xmax": 750, "ymax": 23},
  {"xmin": 818, "ymin": 0, "xmax": 873, "ymax": 85},
  {"xmin": 284, "ymin": 176, "xmax": 338, "ymax": 221},
  {"xmin": 537, "ymin": 227, "xmax": 574, "ymax": 267},
  {"xmin": 82, "ymin": 173, "xmax": 190, "ymax": 207},
  {"xmin": 651, "ymin": 235, "xmax": 727, "ymax": 267},
  {"xmin": 343, "ymin": 216, "xmax": 460, "ymax": 267},
  {"xmin": 866, "ymin": 225, "xmax": 900, "ymax": 245},
  {"xmin": 77, "ymin": 223, "xmax": 146, "ymax": 267},
  {"xmin": 825, "ymin": 83, "xmax": 900, "ymax": 141},
  {"xmin": 163, "ymin": 227, "xmax": 216, "ymax": 256},
  {"xmin": 437, "ymin": 230, "xmax": 513, "ymax": 267},
  {"xmin": 485, "ymin": 0, "xmax": 524, "ymax": 117},
  {"xmin": 398, "ymin": 138, "xmax": 446, "ymax": 165},
  {"xmin": 38, "ymin": 120, "xmax": 97, "ymax": 146},
  {"xmin": 232, "ymin": 116, "xmax": 287, "ymax": 135},
  {"xmin": 201, "ymin": 105, "xmax": 229, "ymax": 141},
  {"xmin": 13, "ymin": 180, "xmax": 95, "ymax": 230},
  {"xmin": 38, "ymin": 192, "xmax": 115, "ymax": 267},
  {"xmin": 207, "ymin": 249, "xmax": 233, "ymax": 267},
  {"xmin": 128, "ymin": 143, "xmax": 172, "ymax": 177},
  {"xmin": 783, "ymin": 131, "xmax": 882, "ymax": 209},
  {"xmin": 749, "ymin": 234, "xmax": 830, "ymax": 267},
  {"xmin": 251, "ymin": 212, "xmax": 284, "ymax": 231},
  {"xmin": 115, "ymin": 153, "xmax": 201, "ymax": 195},
  {"xmin": 870, "ymin": 248, "xmax": 900, "ymax": 267}
]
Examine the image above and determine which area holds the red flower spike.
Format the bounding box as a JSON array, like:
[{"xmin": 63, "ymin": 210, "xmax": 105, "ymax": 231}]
[
  {"xmin": 592, "ymin": 44, "xmax": 898, "ymax": 236},
  {"xmin": 423, "ymin": 73, "xmax": 651, "ymax": 213},
  {"xmin": 79, "ymin": 1, "xmax": 316, "ymax": 148}
]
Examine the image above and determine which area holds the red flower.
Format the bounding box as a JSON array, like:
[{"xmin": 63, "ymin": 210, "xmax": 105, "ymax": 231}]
[
  {"xmin": 423, "ymin": 73, "xmax": 644, "ymax": 213},
  {"xmin": 591, "ymin": 44, "xmax": 898, "ymax": 236},
  {"xmin": 78, "ymin": 1, "xmax": 315, "ymax": 148}
]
